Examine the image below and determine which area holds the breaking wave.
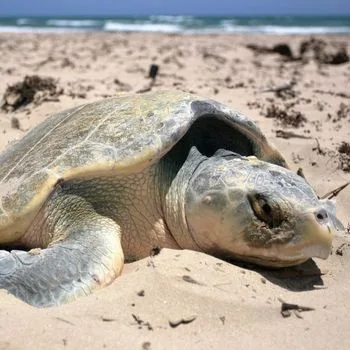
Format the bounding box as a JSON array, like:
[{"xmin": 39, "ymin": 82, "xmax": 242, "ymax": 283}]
[{"xmin": 0, "ymin": 15, "xmax": 348, "ymax": 34}]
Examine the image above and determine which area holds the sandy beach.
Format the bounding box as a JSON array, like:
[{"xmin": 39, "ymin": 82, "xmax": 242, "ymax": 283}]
[{"xmin": 0, "ymin": 32, "xmax": 349, "ymax": 349}]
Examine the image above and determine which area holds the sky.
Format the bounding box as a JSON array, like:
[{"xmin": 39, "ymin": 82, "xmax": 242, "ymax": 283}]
[{"xmin": 0, "ymin": 0, "xmax": 349, "ymax": 16}]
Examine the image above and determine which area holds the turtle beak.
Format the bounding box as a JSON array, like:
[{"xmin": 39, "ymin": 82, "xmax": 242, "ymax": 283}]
[{"xmin": 297, "ymin": 209, "xmax": 335, "ymax": 260}]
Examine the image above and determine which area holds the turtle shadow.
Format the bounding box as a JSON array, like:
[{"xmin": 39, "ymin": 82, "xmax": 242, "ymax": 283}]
[
  {"xmin": 257, "ymin": 259, "xmax": 324, "ymax": 292},
  {"xmin": 229, "ymin": 258, "xmax": 324, "ymax": 292}
]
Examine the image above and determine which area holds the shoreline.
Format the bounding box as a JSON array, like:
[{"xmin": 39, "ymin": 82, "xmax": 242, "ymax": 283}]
[
  {"xmin": 1, "ymin": 29, "xmax": 350, "ymax": 34},
  {"xmin": 1, "ymin": 14, "xmax": 350, "ymax": 35}
]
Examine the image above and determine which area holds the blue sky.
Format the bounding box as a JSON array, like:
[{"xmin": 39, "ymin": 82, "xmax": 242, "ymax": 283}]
[{"xmin": 0, "ymin": 0, "xmax": 349, "ymax": 16}]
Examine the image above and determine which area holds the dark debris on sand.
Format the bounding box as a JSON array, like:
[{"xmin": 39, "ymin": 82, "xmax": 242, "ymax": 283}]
[
  {"xmin": 246, "ymin": 37, "xmax": 349, "ymax": 65},
  {"xmin": 314, "ymin": 140, "xmax": 350, "ymax": 173},
  {"xmin": 338, "ymin": 142, "xmax": 350, "ymax": 172},
  {"xmin": 299, "ymin": 38, "xmax": 349, "ymax": 65},
  {"xmin": 1, "ymin": 75, "xmax": 63, "ymax": 112},
  {"xmin": 131, "ymin": 314, "xmax": 153, "ymax": 331},
  {"xmin": 328, "ymin": 103, "xmax": 350, "ymax": 123},
  {"xmin": 279, "ymin": 299, "xmax": 315, "ymax": 318},
  {"xmin": 264, "ymin": 104, "xmax": 307, "ymax": 128},
  {"xmin": 168, "ymin": 315, "xmax": 197, "ymax": 328},
  {"xmin": 246, "ymin": 43, "xmax": 294, "ymax": 60}
]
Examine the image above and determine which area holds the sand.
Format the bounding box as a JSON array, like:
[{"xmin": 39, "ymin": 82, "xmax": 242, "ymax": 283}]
[{"xmin": 0, "ymin": 32, "xmax": 349, "ymax": 349}]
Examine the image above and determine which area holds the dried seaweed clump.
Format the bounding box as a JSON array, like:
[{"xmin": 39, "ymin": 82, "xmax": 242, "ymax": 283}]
[
  {"xmin": 331, "ymin": 103, "xmax": 350, "ymax": 123},
  {"xmin": 246, "ymin": 38, "xmax": 349, "ymax": 65},
  {"xmin": 1, "ymin": 75, "xmax": 63, "ymax": 111},
  {"xmin": 299, "ymin": 38, "xmax": 349, "ymax": 65},
  {"xmin": 246, "ymin": 43, "xmax": 294, "ymax": 60},
  {"xmin": 264, "ymin": 104, "xmax": 307, "ymax": 128},
  {"xmin": 338, "ymin": 142, "xmax": 350, "ymax": 172}
]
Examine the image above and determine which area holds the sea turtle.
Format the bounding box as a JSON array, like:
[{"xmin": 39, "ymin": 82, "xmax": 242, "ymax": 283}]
[{"xmin": 0, "ymin": 91, "xmax": 343, "ymax": 307}]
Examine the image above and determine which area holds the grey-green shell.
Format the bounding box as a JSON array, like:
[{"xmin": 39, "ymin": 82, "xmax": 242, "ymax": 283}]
[{"xmin": 0, "ymin": 91, "xmax": 287, "ymax": 242}]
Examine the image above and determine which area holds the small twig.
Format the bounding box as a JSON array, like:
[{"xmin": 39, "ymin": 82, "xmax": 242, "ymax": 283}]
[
  {"xmin": 335, "ymin": 242, "xmax": 350, "ymax": 256},
  {"xmin": 101, "ymin": 316, "xmax": 117, "ymax": 322},
  {"xmin": 276, "ymin": 129, "xmax": 312, "ymax": 139},
  {"xmin": 182, "ymin": 275, "xmax": 204, "ymax": 285},
  {"xmin": 55, "ymin": 317, "xmax": 75, "ymax": 325},
  {"xmin": 132, "ymin": 314, "xmax": 153, "ymax": 330},
  {"xmin": 281, "ymin": 302, "xmax": 314, "ymax": 312},
  {"xmin": 312, "ymin": 138, "xmax": 326, "ymax": 155},
  {"xmin": 169, "ymin": 315, "xmax": 197, "ymax": 328},
  {"xmin": 314, "ymin": 89, "xmax": 350, "ymax": 99},
  {"xmin": 278, "ymin": 298, "xmax": 315, "ymax": 318},
  {"xmin": 261, "ymin": 82, "xmax": 295, "ymax": 93},
  {"xmin": 320, "ymin": 182, "xmax": 350, "ymax": 199}
]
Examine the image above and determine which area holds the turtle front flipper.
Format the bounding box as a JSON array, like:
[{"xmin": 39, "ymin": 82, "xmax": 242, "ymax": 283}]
[{"xmin": 0, "ymin": 195, "xmax": 124, "ymax": 307}]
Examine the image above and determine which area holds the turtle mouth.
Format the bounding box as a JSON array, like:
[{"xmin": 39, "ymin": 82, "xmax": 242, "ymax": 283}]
[
  {"xmin": 226, "ymin": 253, "xmax": 309, "ymax": 268},
  {"xmin": 220, "ymin": 239, "xmax": 327, "ymax": 268},
  {"xmin": 260, "ymin": 211, "xmax": 333, "ymax": 266},
  {"xmin": 229, "ymin": 211, "xmax": 333, "ymax": 268}
]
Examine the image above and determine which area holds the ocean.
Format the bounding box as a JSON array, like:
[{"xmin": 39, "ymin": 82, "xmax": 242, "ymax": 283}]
[{"xmin": 0, "ymin": 15, "xmax": 349, "ymax": 34}]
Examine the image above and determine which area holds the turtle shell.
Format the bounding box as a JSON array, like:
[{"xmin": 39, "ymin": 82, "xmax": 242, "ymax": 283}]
[{"xmin": 0, "ymin": 91, "xmax": 287, "ymax": 243}]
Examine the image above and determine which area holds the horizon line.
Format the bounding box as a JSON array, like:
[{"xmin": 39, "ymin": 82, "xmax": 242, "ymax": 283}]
[{"xmin": 1, "ymin": 13, "xmax": 350, "ymax": 18}]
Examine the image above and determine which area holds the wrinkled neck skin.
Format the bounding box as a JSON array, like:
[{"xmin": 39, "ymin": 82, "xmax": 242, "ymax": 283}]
[{"xmin": 160, "ymin": 147, "xmax": 206, "ymax": 251}]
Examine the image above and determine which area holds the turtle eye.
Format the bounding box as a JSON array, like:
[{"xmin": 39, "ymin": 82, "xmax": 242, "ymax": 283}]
[{"xmin": 248, "ymin": 193, "xmax": 277, "ymax": 228}]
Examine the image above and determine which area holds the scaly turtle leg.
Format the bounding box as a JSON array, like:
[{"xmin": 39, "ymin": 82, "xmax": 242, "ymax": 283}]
[{"xmin": 0, "ymin": 194, "xmax": 124, "ymax": 307}]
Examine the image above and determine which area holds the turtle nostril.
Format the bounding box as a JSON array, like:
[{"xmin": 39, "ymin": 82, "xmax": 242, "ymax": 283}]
[{"xmin": 316, "ymin": 209, "xmax": 328, "ymax": 223}]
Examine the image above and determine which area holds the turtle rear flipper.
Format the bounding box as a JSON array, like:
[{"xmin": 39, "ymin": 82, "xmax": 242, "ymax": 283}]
[{"xmin": 0, "ymin": 195, "xmax": 124, "ymax": 307}]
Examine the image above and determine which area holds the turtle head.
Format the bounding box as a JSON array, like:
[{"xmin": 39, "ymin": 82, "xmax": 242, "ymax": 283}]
[{"xmin": 185, "ymin": 149, "xmax": 342, "ymax": 267}]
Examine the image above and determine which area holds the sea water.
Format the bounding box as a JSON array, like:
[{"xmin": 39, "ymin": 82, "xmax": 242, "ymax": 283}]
[{"xmin": 0, "ymin": 15, "xmax": 349, "ymax": 34}]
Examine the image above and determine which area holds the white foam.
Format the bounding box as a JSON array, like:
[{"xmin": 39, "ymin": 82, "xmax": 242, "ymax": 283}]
[
  {"xmin": 149, "ymin": 15, "xmax": 195, "ymax": 24},
  {"xmin": 0, "ymin": 19, "xmax": 349, "ymax": 35},
  {"xmin": 103, "ymin": 21, "xmax": 182, "ymax": 33},
  {"xmin": 16, "ymin": 18, "xmax": 33, "ymax": 25},
  {"xmin": 46, "ymin": 19, "xmax": 102, "ymax": 27},
  {"xmin": 0, "ymin": 26, "xmax": 86, "ymax": 33},
  {"xmin": 240, "ymin": 25, "xmax": 350, "ymax": 35}
]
